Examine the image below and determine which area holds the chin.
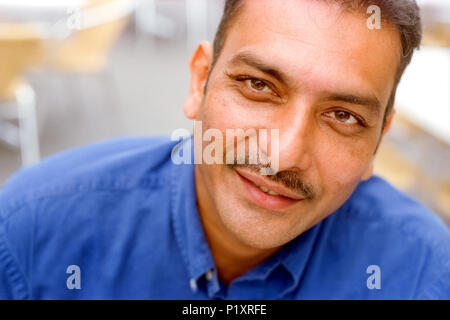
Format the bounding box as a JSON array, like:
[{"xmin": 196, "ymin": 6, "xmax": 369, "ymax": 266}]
[{"xmin": 215, "ymin": 198, "xmax": 304, "ymax": 249}]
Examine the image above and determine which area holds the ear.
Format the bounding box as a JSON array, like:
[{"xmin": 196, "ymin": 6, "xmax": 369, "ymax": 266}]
[
  {"xmin": 184, "ymin": 41, "xmax": 213, "ymax": 119},
  {"xmin": 361, "ymin": 109, "xmax": 396, "ymax": 181}
]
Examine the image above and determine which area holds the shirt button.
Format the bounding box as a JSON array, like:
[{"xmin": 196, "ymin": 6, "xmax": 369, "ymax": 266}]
[
  {"xmin": 205, "ymin": 269, "xmax": 213, "ymax": 281},
  {"xmin": 190, "ymin": 278, "xmax": 198, "ymax": 292}
]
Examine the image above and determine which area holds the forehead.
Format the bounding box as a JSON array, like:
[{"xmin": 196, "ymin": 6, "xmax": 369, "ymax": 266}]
[{"xmin": 218, "ymin": 0, "xmax": 402, "ymax": 110}]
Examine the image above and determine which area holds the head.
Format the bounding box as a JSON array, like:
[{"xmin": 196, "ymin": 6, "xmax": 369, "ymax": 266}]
[{"xmin": 184, "ymin": 0, "xmax": 422, "ymax": 249}]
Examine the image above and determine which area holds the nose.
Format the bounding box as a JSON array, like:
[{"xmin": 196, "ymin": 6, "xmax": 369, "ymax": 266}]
[{"xmin": 272, "ymin": 100, "xmax": 314, "ymax": 173}]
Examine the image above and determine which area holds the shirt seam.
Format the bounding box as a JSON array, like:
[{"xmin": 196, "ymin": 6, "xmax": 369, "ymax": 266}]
[
  {"xmin": 0, "ymin": 224, "xmax": 30, "ymax": 299},
  {"xmin": 416, "ymin": 273, "xmax": 450, "ymax": 299},
  {"xmin": 1, "ymin": 177, "xmax": 163, "ymax": 222},
  {"xmin": 169, "ymin": 163, "xmax": 192, "ymax": 281}
]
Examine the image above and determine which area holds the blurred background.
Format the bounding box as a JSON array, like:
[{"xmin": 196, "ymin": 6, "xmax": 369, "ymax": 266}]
[{"xmin": 0, "ymin": 0, "xmax": 448, "ymax": 224}]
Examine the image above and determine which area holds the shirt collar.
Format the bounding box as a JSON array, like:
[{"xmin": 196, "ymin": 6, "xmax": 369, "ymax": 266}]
[
  {"xmin": 230, "ymin": 221, "xmax": 324, "ymax": 297},
  {"xmin": 275, "ymin": 221, "xmax": 324, "ymax": 295}
]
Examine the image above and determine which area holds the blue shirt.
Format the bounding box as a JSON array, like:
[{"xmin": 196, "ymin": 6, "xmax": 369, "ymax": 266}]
[{"xmin": 0, "ymin": 136, "xmax": 449, "ymax": 299}]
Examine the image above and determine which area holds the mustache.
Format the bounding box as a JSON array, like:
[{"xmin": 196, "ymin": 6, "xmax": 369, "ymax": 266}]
[{"xmin": 227, "ymin": 163, "xmax": 316, "ymax": 200}]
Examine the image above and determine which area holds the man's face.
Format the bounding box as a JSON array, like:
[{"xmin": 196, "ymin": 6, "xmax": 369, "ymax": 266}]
[{"xmin": 185, "ymin": 0, "xmax": 401, "ymax": 249}]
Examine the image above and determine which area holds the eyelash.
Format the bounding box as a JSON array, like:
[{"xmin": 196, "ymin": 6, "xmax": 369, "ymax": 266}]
[
  {"xmin": 227, "ymin": 73, "xmax": 279, "ymax": 97},
  {"xmin": 325, "ymin": 110, "xmax": 368, "ymax": 127}
]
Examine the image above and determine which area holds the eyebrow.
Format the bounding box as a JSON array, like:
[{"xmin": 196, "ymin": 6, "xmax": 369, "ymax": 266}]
[
  {"xmin": 227, "ymin": 51, "xmax": 382, "ymax": 115},
  {"xmin": 227, "ymin": 51, "xmax": 290, "ymax": 86},
  {"xmin": 324, "ymin": 93, "xmax": 381, "ymax": 116}
]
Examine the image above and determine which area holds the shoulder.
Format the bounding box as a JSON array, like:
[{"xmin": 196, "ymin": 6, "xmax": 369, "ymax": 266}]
[
  {"xmin": 336, "ymin": 175, "xmax": 450, "ymax": 298},
  {"xmin": 0, "ymin": 135, "xmax": 180, "ymax": 241},
  {"xmin": 0, "ymin": 136, "xmax": 178, "ymax": 208},
  {"xmin": 347, "ymin": 175, "xmax": 449, "ymax": 244}
]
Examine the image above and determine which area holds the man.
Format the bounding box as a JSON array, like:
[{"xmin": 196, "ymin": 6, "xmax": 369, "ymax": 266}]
[{"xmin": 0, "ymin": 0, "xmax": 448, "ymax": 299}]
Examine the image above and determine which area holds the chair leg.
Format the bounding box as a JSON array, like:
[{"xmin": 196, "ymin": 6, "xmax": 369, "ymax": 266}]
[{"xmin": 16, "ymin": 83, "xmax": 40, "ymax": 166}]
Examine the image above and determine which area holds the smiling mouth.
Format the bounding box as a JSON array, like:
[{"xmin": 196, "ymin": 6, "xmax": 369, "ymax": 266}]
[{"xmin": 234, "ymin": 167, "xmax": 305, "ymax": 211}]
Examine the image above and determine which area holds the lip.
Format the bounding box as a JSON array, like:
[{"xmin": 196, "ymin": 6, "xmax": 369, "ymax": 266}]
[{"xmin": 234, "ymin": 168, "xmax": 304, "ymax": 211}]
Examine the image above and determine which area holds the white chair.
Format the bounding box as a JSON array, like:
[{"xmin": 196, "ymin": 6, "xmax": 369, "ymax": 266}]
[{"xmin": 0, "ymin": 24, "xmax": 43, "ymax": 166}]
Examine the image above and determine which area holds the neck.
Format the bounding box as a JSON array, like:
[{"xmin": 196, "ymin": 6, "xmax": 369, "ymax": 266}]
[{"xmin": 194, "ymin": 165, "xmax": 281, "ymax": 285}]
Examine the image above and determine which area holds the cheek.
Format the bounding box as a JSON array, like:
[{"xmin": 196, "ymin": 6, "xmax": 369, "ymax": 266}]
[
  {"xmin": 199, "ymin": 92, "xmax": 232, "ymax": 132},
  {"xmin": 315, "ymin": 133, "xmax": 375, "ymax": 196},
  {"xmin": 200, "ymin": 85, "xmax": 272, "ymax": 132}
]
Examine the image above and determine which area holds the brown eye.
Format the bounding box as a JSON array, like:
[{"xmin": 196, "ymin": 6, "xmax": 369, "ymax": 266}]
[
  {"xmin": 336, "ymin": 111, "xmax": 351, "ymax": 122},
  {"xmin": 325, "ymin": 110, "xmax": 359, "ymax": 125},
  {"xmin": 244, "ymin": 79, "xmax": 273, "ymax": 94},
  {"xmin": 250, "ymin": 79, "xmax": 266, "ymax": 90}
]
